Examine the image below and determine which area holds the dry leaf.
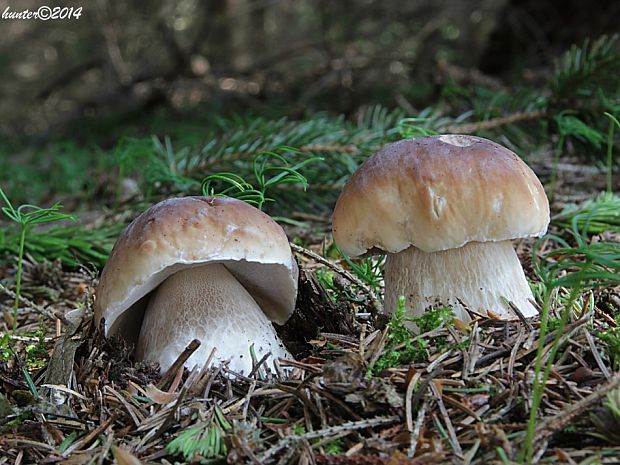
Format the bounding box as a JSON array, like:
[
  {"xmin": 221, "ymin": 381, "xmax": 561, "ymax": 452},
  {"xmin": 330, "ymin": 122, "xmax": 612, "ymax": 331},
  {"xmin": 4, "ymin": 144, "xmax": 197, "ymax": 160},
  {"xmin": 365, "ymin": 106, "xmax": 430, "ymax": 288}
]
[
  {"xmin": 111, "ymin": 445, "xmax": 142, "ymax": 465},
  {"xmin": 143, "ymin": 383, "xmax": 178, "ymax": 404},
  {"xmin": 452, "ymin": 318, "xmax": 470, "ymax": 332},
  {"xmin": 431, "ymin": 379, "xmax": 443, "ymax": 396},
  {"xmin": 486, "ymin": 310, "xmax": 502, "ymax": 320},
  {"xmin": 59, "ymin": 453, "xmax": 92, "ymax": 465}
]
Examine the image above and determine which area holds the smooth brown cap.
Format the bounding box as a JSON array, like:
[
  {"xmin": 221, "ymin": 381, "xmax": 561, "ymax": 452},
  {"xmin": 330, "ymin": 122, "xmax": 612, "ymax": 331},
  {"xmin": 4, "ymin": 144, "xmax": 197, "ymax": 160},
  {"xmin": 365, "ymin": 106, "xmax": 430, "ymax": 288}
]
[
  {"xmin": 95, "ymin": 196, "xmax": 298, "ymax": 339},
  {"xmin": 332, "ymin": 135, "xmax": 549, "ymax": 256}
]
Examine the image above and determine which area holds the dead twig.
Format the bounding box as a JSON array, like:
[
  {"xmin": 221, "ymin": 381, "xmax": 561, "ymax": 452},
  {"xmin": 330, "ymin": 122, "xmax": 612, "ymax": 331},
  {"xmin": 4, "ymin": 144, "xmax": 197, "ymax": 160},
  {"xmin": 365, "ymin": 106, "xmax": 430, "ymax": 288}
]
[
  {"xmin": 532, "ymin": 373, "xmax": 620, "ymax": 444},
  {"xmin": 258, "ymin": 416, "xmax": 399, "ymax": 462},
  {"xmin": 156, "ymin": 339, "xmax": 201, "ymax": 390},
  {"xmin": 0, "ymin": 283, "xmax": 70, "ymax": 326},
  {"xmin": 408, "ymin": 399, "xmax": 428, "ymax": 458},
  {"xmin": 430, "ymin": 382, "xmax": 463, "ymax": 457},
  {"xmin": 443, "ymin": 110, "xmax": 546, "ymax": 134},
  {"xmin": 290, "ymin": 242, "xmax": 383, "ymax": 314},
  {"xmin": 62, "ymin": 413, "xmax": 118, "ymax": 456}
]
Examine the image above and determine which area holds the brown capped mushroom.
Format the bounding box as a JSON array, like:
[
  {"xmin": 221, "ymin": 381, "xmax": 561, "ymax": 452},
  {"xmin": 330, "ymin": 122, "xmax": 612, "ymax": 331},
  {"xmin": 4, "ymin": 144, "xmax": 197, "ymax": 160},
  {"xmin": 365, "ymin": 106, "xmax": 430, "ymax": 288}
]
[
  {"xmin": 332, "ymin": 135, "xmax": 549, "ymax": 323},
  {"xmin": 95, "ymin": 196, "xmax": 298, "ymax": 374}
]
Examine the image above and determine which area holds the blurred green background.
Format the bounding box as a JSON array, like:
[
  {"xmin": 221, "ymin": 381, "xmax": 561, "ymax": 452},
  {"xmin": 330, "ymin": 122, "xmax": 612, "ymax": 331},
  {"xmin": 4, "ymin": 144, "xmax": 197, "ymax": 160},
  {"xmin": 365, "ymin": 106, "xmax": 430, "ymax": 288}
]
[
  {"xmin": 1, "ymin": 0, "xmax": 619, "ymax": 217},
  {"xmin": 1, "ymin": 0, "xmax": 618, "ymax": 139}
]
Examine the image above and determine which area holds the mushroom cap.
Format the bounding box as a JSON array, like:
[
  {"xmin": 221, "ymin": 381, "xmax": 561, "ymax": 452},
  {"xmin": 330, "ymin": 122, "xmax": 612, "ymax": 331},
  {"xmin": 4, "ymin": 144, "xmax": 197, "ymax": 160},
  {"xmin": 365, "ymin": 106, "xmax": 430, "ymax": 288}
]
[
  {"xmin": 332, "ymin": 135, "xmax": 549, "ymax": 256},
  {"xmin": 95, "ymin": 196, "xmax": 298, "ymax": 340}
]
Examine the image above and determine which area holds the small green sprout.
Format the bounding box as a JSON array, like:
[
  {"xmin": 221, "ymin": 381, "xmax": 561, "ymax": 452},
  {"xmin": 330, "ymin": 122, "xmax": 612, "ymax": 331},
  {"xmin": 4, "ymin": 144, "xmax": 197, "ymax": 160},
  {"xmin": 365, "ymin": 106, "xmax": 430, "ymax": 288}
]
[
  {"xmin": 333, "ymin": 244, "xmax": 385, "ymax": 295},
  {"xmin": 0, "ymin": 187, "xmax": 76, "ymax": 329},
  {"xmin": 202, "ymin": 148, "xmax": 322, "ymax": 210},
  {"xmin": 323, "ymin": 438, "xmax": 344, "ymax": 455},
  {"xmin": 2, "ymin": 330, "xmax": 46, "ymax": 400},
  {"xmin": 396, "ymin": 117, "xmax": 439, "ymax": 138},
  {"xmin": 25, "ymin": 329, "xmax": 48, "ymax": 370},
  {"xmin": 552, "ymin": 192, "xmax": 620, "ymax": 235},
  {"xmin": 316, "ymin": 268, "xmax": 337, "ymax": 302},
  {"xmin": 292, "ymin": 423, "xmax": 306, "ymax": 435},
  {"xmin": 166, "ymin": 406, "xmax": 232, "ymax": 461}
]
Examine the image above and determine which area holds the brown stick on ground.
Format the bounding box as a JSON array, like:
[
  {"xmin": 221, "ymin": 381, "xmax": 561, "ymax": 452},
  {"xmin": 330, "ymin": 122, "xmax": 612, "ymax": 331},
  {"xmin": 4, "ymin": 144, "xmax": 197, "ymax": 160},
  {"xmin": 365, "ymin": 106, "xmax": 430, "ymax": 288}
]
[
  {"xmin": 156, "ymin": 339, "xmax": 201, "ymax": 390},
  {"xmin": 290, "ymin": 242, "xmax": 383, "ymax": 315},
  {"xmin": 443, "ymin": 110, "xmax": 546, "ymax": 134},
  {"xmin": 533, "ymin": 372, "xmax": 620, "ymax": 444}
]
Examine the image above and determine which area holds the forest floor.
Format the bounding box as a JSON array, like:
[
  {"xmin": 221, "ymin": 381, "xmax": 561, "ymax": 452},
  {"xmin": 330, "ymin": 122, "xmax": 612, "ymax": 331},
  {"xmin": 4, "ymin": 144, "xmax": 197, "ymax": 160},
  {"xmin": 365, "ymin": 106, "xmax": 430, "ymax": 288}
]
[{"xmin": 0, "ymin": 109, "xmax": 619, "ymax": 465}]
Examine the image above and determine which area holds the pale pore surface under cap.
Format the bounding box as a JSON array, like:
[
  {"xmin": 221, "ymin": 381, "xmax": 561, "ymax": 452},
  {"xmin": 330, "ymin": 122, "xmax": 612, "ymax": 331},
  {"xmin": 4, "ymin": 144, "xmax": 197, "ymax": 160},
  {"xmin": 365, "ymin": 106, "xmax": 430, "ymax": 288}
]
[
  {"xmin": 136, "ymin": 264, "xmax": 291, "ymax": 373},
  {"xmin": 384, "ymin": 240, "xmax": 538, "ymax": 322},
  {"xmin": 95, "ymin": 196, "xmax": 298, "ymax": 344}
]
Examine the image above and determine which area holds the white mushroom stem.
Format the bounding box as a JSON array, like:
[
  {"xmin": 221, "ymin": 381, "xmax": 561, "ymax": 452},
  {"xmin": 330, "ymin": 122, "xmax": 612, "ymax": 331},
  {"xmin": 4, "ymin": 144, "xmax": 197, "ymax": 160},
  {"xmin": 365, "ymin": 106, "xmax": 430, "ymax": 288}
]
[
  {"xmin": 383, "ymin": 240, "xmax": 538, "ymax": 325},
  {"xmin": 135, "ymin": 263, "xmax": 291, "ymax": 374}
]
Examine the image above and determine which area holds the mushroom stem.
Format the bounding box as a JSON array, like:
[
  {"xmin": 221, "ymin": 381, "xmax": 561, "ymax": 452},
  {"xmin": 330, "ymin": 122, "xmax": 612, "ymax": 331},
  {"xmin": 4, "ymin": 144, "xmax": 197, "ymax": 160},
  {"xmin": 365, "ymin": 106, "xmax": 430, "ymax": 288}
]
[
  {"xmin": 135, "ymin": 264, "xmax": 291, "ymax": 373},
  {"xmin": 384, "ymin": 240, "xmax": 537, "ymax": 324}
]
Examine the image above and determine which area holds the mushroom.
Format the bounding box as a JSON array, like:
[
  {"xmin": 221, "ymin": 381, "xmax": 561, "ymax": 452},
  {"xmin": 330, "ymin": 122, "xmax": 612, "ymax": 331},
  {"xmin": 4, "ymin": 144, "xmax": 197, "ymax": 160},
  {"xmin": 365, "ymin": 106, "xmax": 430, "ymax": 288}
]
[
  {"xmin": 95, "ymin": 196, "xmax": 298, "ymax": 374},
  {"xmin": 332, "ymin": 135, "xmax": 549, "ymax": 323}
]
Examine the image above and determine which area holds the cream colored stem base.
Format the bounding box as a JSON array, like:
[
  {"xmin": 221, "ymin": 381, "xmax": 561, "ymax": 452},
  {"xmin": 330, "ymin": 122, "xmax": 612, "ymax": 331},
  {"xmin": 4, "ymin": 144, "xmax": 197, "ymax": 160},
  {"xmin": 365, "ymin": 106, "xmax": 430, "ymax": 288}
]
[
  {"xmin": 384, "ymin": 240, "xmax": 538, "ymax": 324},
  {"xmin": 135, "ymin": 263, "xmax": 291, "ymax": 374}
]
